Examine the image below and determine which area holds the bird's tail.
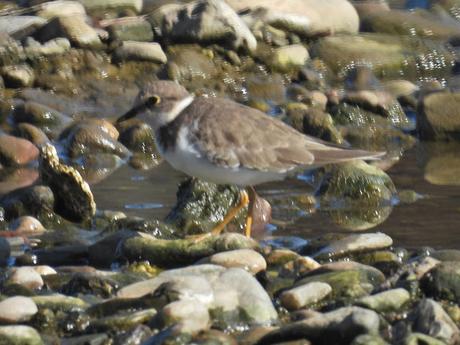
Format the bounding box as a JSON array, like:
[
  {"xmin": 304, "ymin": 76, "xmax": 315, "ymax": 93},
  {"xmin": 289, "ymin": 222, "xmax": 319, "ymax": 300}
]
[{"xmin": 310, "ymin": 148, "xmax": 385, "ymax": 166}]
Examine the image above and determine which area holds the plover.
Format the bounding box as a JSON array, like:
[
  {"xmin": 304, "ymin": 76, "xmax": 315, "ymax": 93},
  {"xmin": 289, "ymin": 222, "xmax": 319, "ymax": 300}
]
[{"xmin": 117, "ymin": 80, "xmax": 383, "ymax": 236}]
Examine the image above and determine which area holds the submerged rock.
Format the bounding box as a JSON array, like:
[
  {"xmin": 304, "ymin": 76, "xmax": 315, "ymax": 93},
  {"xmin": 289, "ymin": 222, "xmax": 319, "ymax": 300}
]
[
  {"xmin": 356, "ymin": 288, "xmax": 410, "ymax": 312},
  {"xmin": 421, "ymin": 261, "xmax": 460, "ymax": 304},
  {"xmin": 314, "ymin": 161, "xmax": 395, "ymax": 230},
  {"xmin": 40, "ymin": 143, "xmax": 96, "ymax": 222},
  {"xmin": 106, "ymin": 17, "xmax": 154, "ymax": 42},
  {"xmin": 268, "ymin": 44, "xmax": 309, "ymax": 72},
  {"xmin": 0, "ymin": 185, "xmax": 54, "ymax": 220},
  {"xmin": 150, "ymin": 0, "xmax": 257, "ymax": 52},
  {"xmin": 311, "ymin": 33, "xmax": 455, "ymax": 80}
]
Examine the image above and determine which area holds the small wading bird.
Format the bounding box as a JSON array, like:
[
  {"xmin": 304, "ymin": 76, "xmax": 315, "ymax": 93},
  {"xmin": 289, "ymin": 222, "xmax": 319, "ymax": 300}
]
[{"xmin": 117, "ymin": 81, "xmax": 383, "ymax": 237}]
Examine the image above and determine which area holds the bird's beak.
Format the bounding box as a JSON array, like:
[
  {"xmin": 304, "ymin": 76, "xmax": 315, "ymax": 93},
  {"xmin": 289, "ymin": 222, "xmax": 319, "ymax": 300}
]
[{"xmin": 116, "ymin": 103, "xmax": 145, "ymax": 123}]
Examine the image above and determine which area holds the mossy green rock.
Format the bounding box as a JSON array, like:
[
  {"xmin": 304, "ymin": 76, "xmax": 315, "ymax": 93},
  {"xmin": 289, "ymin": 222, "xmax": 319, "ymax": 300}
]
[
  {"xmin": 122, "ymin": 233, "xmax": 258, "ymax": 267},
  {"xmin": 315, "ymin": 161, "xmax": 396, "ymax": 230},
  {"xmin": 107, "ymin": 18, "xmax": 154, "ymax": 42},
  {"xmin": 286, "ymin": 103, "xmax": 344, "ymax": 144},
  {"xmin": 311, "ymin": 34, "xmax": 455, "ymax": 81},
  {"xmin": 166, "ymin": 178, "xmax": 246, "ymax": 236},
  {"xmin": 295, "ymin": 266, "xmax": 385, "ymax": 303},
  {"xmin": 356, "ymin": 288, "xmax": 411, "ymax": 312}
]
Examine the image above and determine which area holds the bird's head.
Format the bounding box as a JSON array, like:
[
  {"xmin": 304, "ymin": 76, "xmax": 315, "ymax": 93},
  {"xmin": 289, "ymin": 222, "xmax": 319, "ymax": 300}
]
[{"xmin": 116, "ymin": 80, "xmax": 192, "ymax": 130}]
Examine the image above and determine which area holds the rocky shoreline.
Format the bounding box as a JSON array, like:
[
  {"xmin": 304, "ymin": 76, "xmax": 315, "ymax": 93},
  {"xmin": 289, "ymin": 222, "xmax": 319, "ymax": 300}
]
[{"xmin": 1, "ymin": 0, "xmax": 460, "ymax": 344}]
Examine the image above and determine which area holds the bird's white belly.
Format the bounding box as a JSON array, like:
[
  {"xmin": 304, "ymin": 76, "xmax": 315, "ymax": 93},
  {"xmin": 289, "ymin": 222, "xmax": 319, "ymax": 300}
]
[{"xmin": 162, "ymin": 147, "xmax": 285, "ymax": 186}]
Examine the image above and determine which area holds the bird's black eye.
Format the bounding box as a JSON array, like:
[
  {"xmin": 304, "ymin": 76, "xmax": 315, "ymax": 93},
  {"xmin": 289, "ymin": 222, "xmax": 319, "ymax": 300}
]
[{"xmin": 145, "ymin": 95, "xmax": 161, "ymax": 108}]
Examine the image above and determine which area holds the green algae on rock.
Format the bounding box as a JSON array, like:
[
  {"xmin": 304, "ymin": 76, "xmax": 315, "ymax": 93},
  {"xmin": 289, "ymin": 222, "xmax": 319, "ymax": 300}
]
[
  {"xmin": 166, "ymin": 178, "xmax": 246, "ymax": 236},
  {"xmin": 122, "ymin": 233, "xmax": 258, "ymax": 267},
  {"xmin": 314, "ymin": 161, "xmax": 396, "ymax": 230}
]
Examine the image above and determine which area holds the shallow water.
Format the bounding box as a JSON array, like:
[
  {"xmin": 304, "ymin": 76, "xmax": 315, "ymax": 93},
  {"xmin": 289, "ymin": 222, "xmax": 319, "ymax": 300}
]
[{"xmin": 93, "ymin": 141, "xmax": 460, "ymax": 250}]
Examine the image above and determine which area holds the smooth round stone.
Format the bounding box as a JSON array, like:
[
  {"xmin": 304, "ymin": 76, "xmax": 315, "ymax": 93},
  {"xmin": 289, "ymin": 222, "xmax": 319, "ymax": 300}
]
[
  {"xmin": 33, "ymin": 265, "xmax": 57, "ymax": 276},
  {"xmin": 0, "ymin": 325, "xmax": 43, "ymax": 345},
  {"xmin": 1, "ymin": 65, "xmax": 35, "ymax": 88},
  {"xmin": 197, "ymin": 249, "xmax": 267, "ymax": 274},
  {"xmin": 314, "ymin": 232, "xmax": 393, "ymax": 259},
  {"xmin": 0, "ymin": 296, "xmax": 38, "ymax": 323},
  {"xmin": 9, "ymin": 216, "xmax": 45, "ymax": 234},
  {"xmin": 15, "ymin": 123, "xmax": 49, "ymax": 147},
  {"xmin": 162, "ymin": 300, "xmax": 210, "ymax": 334},
  {"xmin": 0, "ymin": 135, "xmax": 39, "ymax": 166},
  {"xmin": 0, "ymin": 168, "xmax": 39, "ymax": 195},
  {"xmin": 356, "ymin": 288, "xmax": 410, "ymax": 312},
  {"xmin": 280, "ymin": 282, "xmax": 332, "ymax": 310},
  {"xmin": 8, "ymin": 266, "xmax": 44, "ymax": 290}
]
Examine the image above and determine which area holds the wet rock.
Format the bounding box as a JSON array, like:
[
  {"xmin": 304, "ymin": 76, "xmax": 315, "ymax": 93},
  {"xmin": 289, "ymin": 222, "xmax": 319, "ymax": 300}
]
[
  {"xmin": 419, "ymin": 142, "xmax": 460, "ymax": 185},
  {"xmin": 35, "ymin": 1, "xmax": 87, "ymax": 19},
  {"xmin": 106, "ymin": 17, "xmax": 154, "ymax": 42},
  {"xmin": 356, "ymin": 288, "xmax": 410, "ymax": 312},
  {"xmin": 0, "ymin": 134, "xmax": 38, "ymax": 166},
  {"xmin": 432, "ymin": 249, "xmax": 460, "ymax": 261},
  {"xmin": 382, "ymin": 79, "xmax": 418, "ymax": 99},
  {"xmin": 0, "ymin": 33, "xmax": 24, "ymax": 66},
  {"xmin": 0, "ymin": 296, "xmax": 38, "ymax": 323},
  {"xmin": 15, "ymin": 123, "xmax": 49, "ymax": 146},
  {"xmin": 35, "ymin": 15, "xmax": 102, "ymax": 49},
  {"xmin": 0, "ymin": 167, "xmax": 38, "ymax": 195},
  {"xmin": 150, "ymin": 0, "xmax": 257, "ymax": 52},
  {"xmin": 311, "ymin": 33, "xmax": 455, "ymax": 80},
  {"xmin": 113, "ymin": 41, "xmax": 167, "ymax": 63},
  {"xmin": 0, "ymin": 238, "xmax": 10, "ymax": 266},
  {"xmin": 403, "ymin": 333, "xmax": 447, "ymax": 345},
  {"xmin": 24, "ymin": 37, "xmax": 71, "ymax": 58},
  {"xmin": 78, "ymin": 0, "xmax": 143, "ymax": 14},
  {"xmin": 32, "ymin": 294, "xmax": 89, "ymax": 312},
  {"xmin": 122, "ymin": 233, "xmax": 258, "ymax": 267},
  {"xmin": 165, "ymin": 44, "xmax": 219, "ymax": 82},
  {"xmin": 257, "ymin": 306, "xmax": 379, "ymax": 345},
  {"xmin": 113, "ymin": 325, "xmax": 153, "ymax": 345},
  {"xmin": 77, "ymin": 153, "xmax": 123, "ymax": 184},
  {"xmin": 268, "ymin": 44, "xmax": 309, "ymax": 72},
  {"xmin": 166, "ymin": 178, "xmax": 246, "ymax": 235},
  {"xmin": 1, "ymin": 64, "xmax": 34, "ymax": 88},
  {"xmin": 234, "ymin": 0, "xmax": 359, "ymax": 37},
  {"xmin": 61, "ymin": 273, "xmax": 119, "ymax": 298},
  {"xmin": 422, "ymin": 261, "xmax": 460, "ymax": 303},
  {"xmin": 0, "ymin": 325, "xmax": 43, "ymax": 345},
  {"xmin": 197, "ymin": 249, "xmax": 266, "ymax": 274},
  {"xmin": 279, "ymin": 282, "xmax": 332, "ymax": 310},
  {"xmin": 413, "ymin": 299, "xmax": 460, "ymax": 344},
  {"xmin": 246, "ymin": 74, "xmax": 286, "ymax": 104},
  {"xmin": 14, "ymin": 101, "xmax": 72, "ymax": 137},
  {"xmin": 7, "ymin": 266, "xmax": 44, "ymax": 289},
  {"xmin": 60, "ymin": 121, "xmax": 129, "ymax": 159},
  {"xmin": 418, "ymin": 91, "xmax": 460, "ymax": 141},
  {"xmin": 161, "ymin": 300, "xmax": 210, "ymax": 334},
  {"xmin": 362, "ymin": 9, "xmax": 460, "ymax": 40},
  {"xmin": 40, "ymin": 143, "xmax": 96, "ymax": 222},
  {"xmin": 286, "ymin": 103, "xmax": 344, "ymax": 144},
  {"xmin": 351, "ymin": 334, "xmax": 390, "ymax": 345},
  {"xmin": 315, "ymin": 161, "xmax": 395, "ymax": 230},
  {"xmin": 9, "ymin": 216, "xmax": 45, "ymax": 234},
  {"xmin": 295, "ymin": 261, "xmax": 385, "ymax": 302},
  {"xmin": 0, "ymin": 16, "xmax": 46, "ymax": 39},
  {"xmin": 314, "ymin": 233, "xmax": 393, "ymax": 260},
  {"xmin": 117, "ymin": 264, "xmax": 226, "ymax": 298},
  {"xmin": 0, "ymin": 185, "xmax": 54, "ymax": 220},
  {"xmin": 212, "ymin": 268, "xmax": 278, "ymax": 325},
  {"xmin": 89, "ymin": 308, "xmax": 157, "ymax": 332},
  {"xmin": 118, "ymin": 121, "xmax": 162, "ymax": 169},
  {"xmin": 118, "ymin": 265, "xmax": 278, "ymax": 326}
]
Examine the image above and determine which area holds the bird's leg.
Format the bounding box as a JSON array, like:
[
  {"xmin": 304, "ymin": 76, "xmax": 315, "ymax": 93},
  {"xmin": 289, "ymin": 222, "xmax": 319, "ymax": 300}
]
[
  {"xmin": 210, "ymin": 189, "xmax": 250, "ymax": 236},
  {"xmin": 244, "ymin": 187, "xmax": 256, "ymax": 238}
]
